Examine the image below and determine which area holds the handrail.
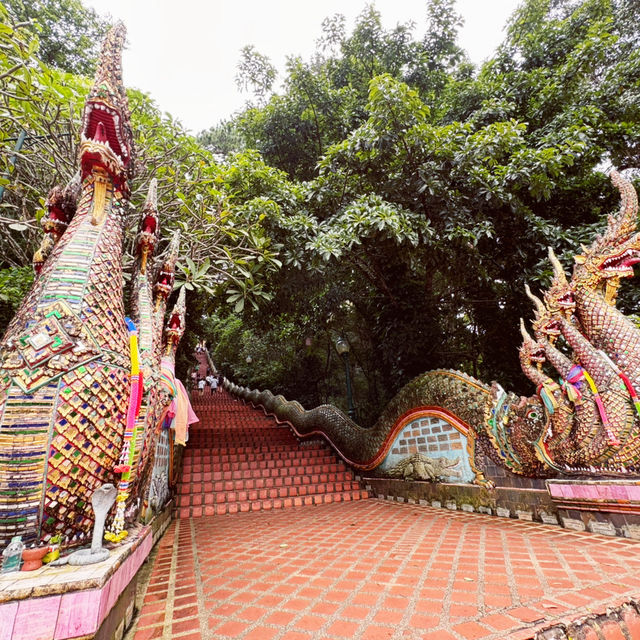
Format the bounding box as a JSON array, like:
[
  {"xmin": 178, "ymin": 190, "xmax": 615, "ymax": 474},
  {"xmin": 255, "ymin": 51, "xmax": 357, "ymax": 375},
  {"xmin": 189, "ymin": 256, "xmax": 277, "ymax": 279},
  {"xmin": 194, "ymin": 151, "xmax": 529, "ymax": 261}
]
[{"xmin": 224, "ymin": 369, "xmax": 490, "ymax": 473}]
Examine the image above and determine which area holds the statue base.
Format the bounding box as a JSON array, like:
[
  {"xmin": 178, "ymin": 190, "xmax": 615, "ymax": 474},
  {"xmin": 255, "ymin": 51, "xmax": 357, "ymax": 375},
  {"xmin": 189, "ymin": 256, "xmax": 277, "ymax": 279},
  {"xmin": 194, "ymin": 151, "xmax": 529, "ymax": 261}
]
[
  {"xmin": 0, "ymin": 499, "xmax": 172, "ymax": 640},
  {"xmin": 547, "ymin": 478, "xmax": 640, "ymax": 537},
  {"xmin": 67, "ymin": 547, "xmax": 110, "ymax": 566}
]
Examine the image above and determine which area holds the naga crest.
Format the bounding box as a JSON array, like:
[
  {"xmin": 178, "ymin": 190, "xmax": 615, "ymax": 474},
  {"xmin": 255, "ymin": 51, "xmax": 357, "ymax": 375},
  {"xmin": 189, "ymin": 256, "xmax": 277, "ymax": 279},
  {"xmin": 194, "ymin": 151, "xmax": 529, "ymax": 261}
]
[
  {"xmin": 136, "ymin": 178, "xmax": 159, "ymax": 274},
  {"xmin": 518, "ymin": 315, "xmax": 547, "ymax": 362},
  {"xmin": 33, "ymin": 173, "xmax": 82, "ymax": 273},
  {"xmin": 79, "ymin": 22, "xmax": 134, "ymax": 194},
  {"xmin": 42, "ymin": 172, "xmax": 81, "ymax": 239},
  {"xmin": 545, "ymin": 248, "xmax": 575, "ymax": 319},
  {"xmin": 154, "ymin": 231, "xmax": 180, "ymax": 305},
  {"xmin": 165, "ymin": 287, "xmax": 186, "ymax": 350},
  {"xmin": 526, "ymin": 284, "xmax": 559, "ymax": 341}
]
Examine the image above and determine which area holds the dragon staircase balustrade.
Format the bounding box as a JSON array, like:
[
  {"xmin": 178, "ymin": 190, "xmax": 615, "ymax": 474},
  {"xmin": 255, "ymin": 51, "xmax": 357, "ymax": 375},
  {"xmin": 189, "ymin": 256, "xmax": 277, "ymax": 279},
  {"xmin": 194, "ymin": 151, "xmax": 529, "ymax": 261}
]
[
  {"xmin": 0, "ymin": 24, "xmax": 193, "ymax": 549},
  {"xmin": 227, "ymin": 171, "xmax": 640, "ymax": 486}
]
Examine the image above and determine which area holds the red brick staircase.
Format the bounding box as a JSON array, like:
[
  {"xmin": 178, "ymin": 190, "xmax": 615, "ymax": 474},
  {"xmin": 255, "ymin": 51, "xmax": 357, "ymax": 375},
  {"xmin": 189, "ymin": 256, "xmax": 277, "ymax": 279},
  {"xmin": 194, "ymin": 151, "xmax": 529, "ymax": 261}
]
[{"xmin": 176, "ymin": 389, "xmax": 369, "ymax": 517}]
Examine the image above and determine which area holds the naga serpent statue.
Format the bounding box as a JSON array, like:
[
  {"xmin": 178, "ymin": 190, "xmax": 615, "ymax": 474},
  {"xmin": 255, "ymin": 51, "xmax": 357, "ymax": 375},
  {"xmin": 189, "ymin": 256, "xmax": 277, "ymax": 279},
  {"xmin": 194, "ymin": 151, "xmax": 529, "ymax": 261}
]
[
  {"xmin": 0, "ymin": 24, "xmax": 191, "ymax": 548},
  {"xmin": 227, "ymin": 171, "xmax": 640, "ymax": 485}
]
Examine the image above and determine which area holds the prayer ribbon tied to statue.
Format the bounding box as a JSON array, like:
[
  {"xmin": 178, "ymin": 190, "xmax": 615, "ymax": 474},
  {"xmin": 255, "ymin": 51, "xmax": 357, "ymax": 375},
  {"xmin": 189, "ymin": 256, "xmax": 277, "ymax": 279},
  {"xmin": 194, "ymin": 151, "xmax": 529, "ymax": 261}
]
[
  {"xmin": 107, "ymin": 317, "xmax": 143, "ymax": 542},
  {"xmin": 537, "ymin": 379, "xmax": 560, "ymax": 415},
  {"xmin": 565, "ymin": 364, "xmax": 619, "ymax": 446}
]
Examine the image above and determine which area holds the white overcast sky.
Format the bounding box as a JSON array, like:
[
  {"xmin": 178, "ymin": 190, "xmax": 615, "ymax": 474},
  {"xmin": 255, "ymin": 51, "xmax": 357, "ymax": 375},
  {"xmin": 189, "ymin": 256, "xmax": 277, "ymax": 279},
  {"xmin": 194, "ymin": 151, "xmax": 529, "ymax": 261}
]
[{"xmin": 83, "ymin": 0, "xmax": 522, "ymax": 134}]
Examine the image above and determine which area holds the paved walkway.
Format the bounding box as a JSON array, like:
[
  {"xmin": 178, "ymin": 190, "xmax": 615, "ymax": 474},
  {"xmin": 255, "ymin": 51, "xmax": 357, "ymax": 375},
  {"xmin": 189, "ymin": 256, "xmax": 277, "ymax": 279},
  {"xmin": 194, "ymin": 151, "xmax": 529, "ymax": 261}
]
[{"xmin": 130, "ymin": 498, "xmax": 640, "ymax": 640}]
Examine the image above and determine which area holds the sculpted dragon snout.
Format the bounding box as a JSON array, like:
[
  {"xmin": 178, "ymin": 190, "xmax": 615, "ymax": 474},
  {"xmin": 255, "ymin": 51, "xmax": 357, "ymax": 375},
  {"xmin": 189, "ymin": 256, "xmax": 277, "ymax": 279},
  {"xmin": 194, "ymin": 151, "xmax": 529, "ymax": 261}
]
[{"xmin": 573, "ymin": 170, "xmax": 640, "ymax": 304}]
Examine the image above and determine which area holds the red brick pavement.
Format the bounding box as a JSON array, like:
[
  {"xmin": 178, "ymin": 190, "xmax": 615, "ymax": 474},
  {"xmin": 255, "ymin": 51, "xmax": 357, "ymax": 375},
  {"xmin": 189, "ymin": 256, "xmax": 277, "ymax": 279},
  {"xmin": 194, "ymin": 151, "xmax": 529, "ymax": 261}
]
[{"xmin": 130, "ymin": 499, "xmax": 640, "ymax": 640}]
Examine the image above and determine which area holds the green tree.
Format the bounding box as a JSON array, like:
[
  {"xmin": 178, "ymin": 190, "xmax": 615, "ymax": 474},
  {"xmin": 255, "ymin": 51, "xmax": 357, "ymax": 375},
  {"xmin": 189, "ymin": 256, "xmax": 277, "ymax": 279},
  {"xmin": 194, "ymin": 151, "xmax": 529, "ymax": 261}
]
[
  {"xmin": 236, "ymin": 3, "xmax": 466, "ymax": 181},
  {"xmin": 3, "ymin": 0, "xmax": 111, "ymax": 75},
  {"xmin": 196, "ymin": 119, "xmax": 245, "ymax": 157},
  {"xmin": 235, "ymin": 45, "xmax": 277, "ymax": 102},
  {"xmin": 0, "ymin": 2, "xmax": 85, "ymax": 267},
  {"xmin": 0, "ymin": 264, "xmax": 33, "ymax": 329}
]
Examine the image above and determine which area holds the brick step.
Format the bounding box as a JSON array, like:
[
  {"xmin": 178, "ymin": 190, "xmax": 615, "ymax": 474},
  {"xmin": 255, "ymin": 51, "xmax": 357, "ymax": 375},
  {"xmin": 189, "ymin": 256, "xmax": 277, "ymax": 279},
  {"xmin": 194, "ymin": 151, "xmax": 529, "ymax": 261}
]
[
  {"xmin": 187, "ymin": 437, "xmax": 299, "ymax": 447},
  {"xmin": 183, "ymin": 447, "xmax": 320, "ymax": 464},
  {"xmin": 192, "ymin": 421, "xmax": 288, "ymax": 424},
  {"xmin": 175, "ymin": 489, "xmax": 370, "ymax": 518},
  {"xmin": 180, "ymin": 462, "xmax": 348, "ymax": 478},
  {"xmin": 187, "ymin": 432, "xmax": 298, "ymax": 449},
  {"xmin": 183, "ymin": 459, "xmax": 339, "ymax": 473},
  {"xmin": 192, "ymin": 418, "xmax": 286, "ymax": 421},
  {"xmin": 176, "ymin": 481, "xmax": 364, "ymax": 506},
  {"xmin": 184, "ymin": 450, "xmax": 334, "ymax": 465},
  {"xmin": 182, "ymin": 462, "xmax": 342, "ymax": 476},
  {"xmin": 189, "ymin": 409, "xmax": 273, "ymax": 415},
  {"xmin": 189, "ymin": 430, "xmax": 297, "ymax": 438},
  {"xmin": 184, "ymin": 452, "xmax": 333, "ymax": 464},
  {"xmin": 190, "ymin": 426, "xmax": 291, "ymax": 432},
  {"xmin": 191, "ymin": 421, "xmax": 290, "ymax": 425},
  {"xmin": 191, "ymin": 414, "xmax": 276, "ymax": 418},
  {"xmin": 190, "ymin": 424, "xmax": 287, "ymax": 430},
  {"xmin": 190, "ymin": 410, "xmax": 274, "ymax": 415},
  {"xmin": 190, "ymin": 424, "xmax": 293, "ymax": 430},
  {"xmin": 181, "ymin": 472, "xmax": 354, "ymax": 485},
  {"xmin": 192, "ymin": 417, "xmax": 260, "ymax": 421},
  {"xmin": 191, "ymin": 407, "xmax": 270, "ymax": 411},
  {"xmin": 191, "ymin": 432, "xmax": 288, "ymax": 436},
  {"xmin": 182, "ymin": 460, "xmax": 338, "ymax": 474},
  {"xmin": 184, "ymin": 441, "xmax": 315, "ymax": 453},
  {"xmin": 191, "ymin": 413, "xmax": 274, "ymax": 418},
  {"xmin": 181, "ymin": 464, "xmax": 346, "ymax": 478},
  {"xmin": 184, "ymin": 443, "xmax": 328, "ymax": 456},
  {"xmin": 186, "ymin": 439, "xmax": 299, "ymax": 450},
  {"xmin": 193, "ymin": 422, "xmax": 282, "ymax": 427},
  {"xmin": 178, "ymin": 471, "xmax": 355, "ymax": 493}
]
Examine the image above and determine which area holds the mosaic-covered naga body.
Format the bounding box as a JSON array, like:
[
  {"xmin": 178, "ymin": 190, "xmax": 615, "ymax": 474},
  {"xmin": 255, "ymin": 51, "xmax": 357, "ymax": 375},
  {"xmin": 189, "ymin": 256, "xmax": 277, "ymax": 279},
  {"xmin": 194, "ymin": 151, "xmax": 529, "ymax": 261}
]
[
  {"xmin": 0, "ymin": 25, "xmax": 186, "ymax": 548},
  {"xmin": 520, "ymin": 171, "xmax": 640, "ymax": 474}
]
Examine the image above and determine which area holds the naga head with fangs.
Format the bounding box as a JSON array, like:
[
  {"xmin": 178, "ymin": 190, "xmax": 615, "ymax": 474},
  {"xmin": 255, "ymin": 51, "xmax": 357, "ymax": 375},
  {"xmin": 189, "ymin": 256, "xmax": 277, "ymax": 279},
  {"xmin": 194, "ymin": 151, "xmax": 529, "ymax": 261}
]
[
  {"xmin": 79, "ymin": 22, "xmax": 134, "ymax": 197},
  {"xmin": 573, "ymin": 171, "xmax": 640, "ymax": 305}
]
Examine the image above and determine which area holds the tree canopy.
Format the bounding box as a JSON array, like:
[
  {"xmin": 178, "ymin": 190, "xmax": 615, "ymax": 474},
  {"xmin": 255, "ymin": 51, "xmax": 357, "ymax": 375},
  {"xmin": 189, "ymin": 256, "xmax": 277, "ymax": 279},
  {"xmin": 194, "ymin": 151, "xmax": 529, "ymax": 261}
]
[{"xmin": 3, "ymin": 0, "xmax": 111, "ymax": 75}]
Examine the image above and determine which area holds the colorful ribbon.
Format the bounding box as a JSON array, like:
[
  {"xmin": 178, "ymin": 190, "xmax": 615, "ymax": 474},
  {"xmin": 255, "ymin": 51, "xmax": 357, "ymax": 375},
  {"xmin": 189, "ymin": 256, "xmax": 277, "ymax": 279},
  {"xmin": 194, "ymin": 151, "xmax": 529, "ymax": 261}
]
[
  {"xmin": 536, "ymin": 379, "xmax": 560, "ymax": 415},
  {"xmin": 597, "ymin": 349, "xmax": 640, "ymax": 419},
  {"xmin": 107, "ymin": 317, "xmax": 142, "ymax": 541},
  {"xmin": 581, "ymin": 369, "xmax": 620, "ymax": 446}
]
